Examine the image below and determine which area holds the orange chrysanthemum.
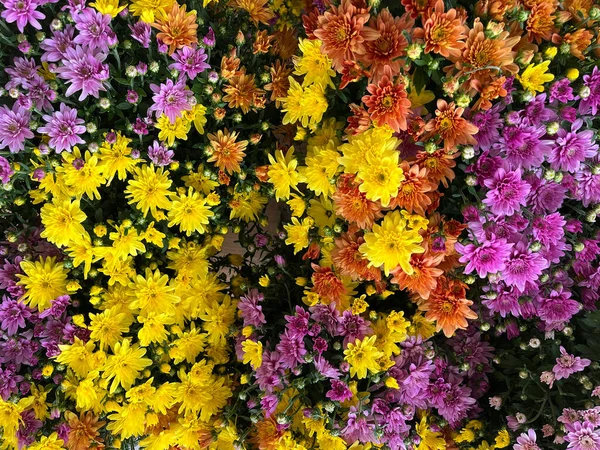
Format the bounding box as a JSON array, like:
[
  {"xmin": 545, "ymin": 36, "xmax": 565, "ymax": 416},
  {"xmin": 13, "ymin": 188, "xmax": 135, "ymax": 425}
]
[
  {"xmin": 362, "ymin": 67, "xmax": 411, "ymax": 132},
  {"xmin": 346, "ymin": 103, "xmax": 372, "ymax": 135},
  {"xmin": 424, "ymin": 99, "xmax": 478, "ymax": 150},
  {"xmin": 418, "ymin": 276, "xmax": 477, "ymax": 337},
  {"xmin": 313, "ymin": 0, "xmax": 380, "ymax": 71},
  {"xmin": 303, "ymin": 242, "xmax": 321, "ymax": 261},
  {"xmin": 415, "ymin": 149, "xmax": 457, "ymax": 189},
  {"xmin": 302, "ymin": 7, "xmax": 321, "ymax": 39},
  {"xmin": 207, "ymin": 129, "xmax": 248, "ymax": 174},
  {"xmin": 471, "ymin": 75, "xmax": 507, "ymax": 111},
  {"xmin": 333, "ymin": 174, "xmax": 382, "ymax": 228},
  {"xmin": 401, "ymin": 0, "xmax": 435, "ymax": 18},
  {"xmin": 311, "ymin": 264, "xmax": 347, "ymax": 302},
  {"xmin": 223, "ymin": 71, "xmax": 265, "ymax": 114},
  {"xmin": 563, "ymin": 0, "xmax": 594, "ymax": 20},
  {"xmin": 231, "ymin": 0, "xmax": 275, "ymax": 25},
  {"xmin": 453, "ymin": 19, "xmax": 519, "ymax": 86},
  {"xmin": 526, "ymin": 3, "xmax": 556, "ymax": 44},
  {"xmin": 251, "ymin": 419, "xmax": 286, "ymax": 450},
  {"xmin": 388, "ymin": 162, "xmax": 435, "ymax": 215},
  {"xmin": 152, "ymin": 3, "xmax": 198, "ymax": 55},
  {"xmin": 562, "ymin": 28, "xmax": 594, "ymax": 60},
  {"xmin": 474, "ymin": 0, "xmax": 517, "ymax": 21},
  {"xmin": 221, "ymin": 50, "xmax": 242, "ymax": 81},
  {"xmin": 253, "ymin": 30, "xmax": 274, "ymax": 54},
  {"xmin": 265, "ymin": 60, "xmax": 292, "ymax": 107},
  {"xmin": 332, "ymin": 231, "xmax": 381, "ymax": 281},
  {"xmin": 363, "ymin": 9, "xmax": 411, "ymax": 82},
  {"xmin": 340, "ymin": 61, "xmax": 369, "ymax": 90},
  {"xmin": 390, "ymin": 253, "xmax": 444, "ymax": 299},
  {"xmin": 272, "ymin": 26, "xmax": 298, "ymax": 60},
  {"xmin": 416, "ymin": 0, "xmax": 466, "ymax": 58},
  {"xmin": 66, "ymin": 411, "xmax": 105, "ymax": 450}
]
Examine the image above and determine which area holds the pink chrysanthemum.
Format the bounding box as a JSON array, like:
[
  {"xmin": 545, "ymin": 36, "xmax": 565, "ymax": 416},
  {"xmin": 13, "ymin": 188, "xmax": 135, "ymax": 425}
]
[
  {"xmin": 148, "ymin": 78, "xmax": 193, "ymax": 123},
  {"xmin": 553, "ymin": 346, "xmax": 591, "ymax": 380},
  {"xmin": 0, "ymin": 0, "xmax": 45, "ymax": 32},
  {"xmin": 55, "ymin": 46, "xmax": 109, "ymax": 100},
  {"xmin": 0, "ymin": 104, "xmax": 33, "ymax": 153},
  {"xmin": 456, "ymin": 235, "xmax": 513, "ymax": 278},
  {"xmin": 38, "ymin": 103, "xmax": 86, "ymax": 153},
  {"xmin": 483, "ymin": 168, "xmax": 531, "ymax": 216}
]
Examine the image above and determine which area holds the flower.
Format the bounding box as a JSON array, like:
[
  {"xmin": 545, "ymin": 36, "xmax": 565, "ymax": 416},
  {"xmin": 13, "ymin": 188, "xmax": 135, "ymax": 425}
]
[
  {"xmin": 482, "ymin": 168, "xmax": 531, "ymax": 216},
  {"xmin": 156, "ymin": 114, "xmax": 189, "ymax": 146},
  {"xmin": 514, "ymin": 429, "xmax": 540, "ymax": 450},
  {"xmin": 90, "ymin": 0, "xmax": 126, "ymax": 17},
  {"xmin": 147, "ymin": 140, "xmax": 175, "ymax": 166},
  {"xmin": 242, "ymin": 340, "xmax": 263, "ymax": 369},
  {"xmin": 565, "ymin": 421, "xmax": 600, "ymax": 450},
  {"xmin": 152, "ymin": 3, "xmax": 198, "ymax": 55},
  {"xmin": 129, "ymin": 0, "xmax": 174, "ymax": 22},
  {"xmin": 207, "ymin": 129, "xmax": 248, "ymax": 174},
  {"xmin": 389, "ymin": 162, "xmax": 435, "ymax": 215},
  {"xmin": 344, "ymin": 335, "xmax": 383, "ymax": 379},
  {"xmin": 17, "ymin": 257, "xmax": 68, "ymax": 312},
  {"xmin": 518, "ymin": 61, "xmax": 555, "ymax": 94},
  {"xmin": 284, "ymin": 217, "xmax": 313, "ymax": 254},
  {"xmin": 456, "ymin": 235, "xmax": 513, "ymax": 278},
  {"xmin": 359, "ymin": 210, "xmax": 425, "ymax": 276},
  {"xmin": 425, "ymin": 100, "xmax": 478, "ymax": 150},
  {"xmin": 356, "ymin": 153, "xmax": 405, "ymax": 207},
  {"xmin": 420, "ymin": 3, "xmax": 466, "ymax": 58},
  {"xmin": 72, "ymin": 8, "xmax": 115, "ymax": 53},
  {"xmin": 362, "ymin": 68, "xmax": 411, "ymax": 132},
  {"xmin": 0, "ymin": 0, "xmax": 45, "ymax": 33},
  {"xmin": 293, "ymin": 39, "xmax": 335, "ymax": 88},
  {"xmin": 223, "ymin": 72, "xmax": 264, "ymax": 114},
  {"xmin": 313, "ymin": 0, "xmax": 380, "ymax": 71},
  {"xmin": 125, "ymin": 164, "xmax": 173, "ymax": 219},
  {"xmin": 167, "ymin": 188, "xmax": 214, "ymax": 236},
  {"xmin": 548, "ymin": 119, "xmax": 598, "ymax": 173},
  {"xmin": 103, "ymin": 339, "xmax": 152, "ymax": 393},
  {"xmin": 280, "ymin": 78, "xmax": 328, "ymax": 128},
  {"xmin": 553, "ymin": 346, "xmax": 591, "ymax": 380},
  {"xmin": 65, "ymin": 411, "xmax": 106, "ymax": 450},
  {"xmin": 40, "ymin": 198, "xmax": 87, "ymax": 247},
  {"xmin": 27, "ymin": 433, "xmax": 65, "ymax": 450},
  {"xmin": 129, "ymin": 21, "xmax": 152, "ymax": 47},
  {"xmin": 230, "ymin": 0, "xmax": 275, "ymax": 25},
  {"xmin": 332, "ymin": 175, "xmax": 382, "ymax": 229},
  {"xmin": 0, "ymin": 104, "xmax": 33, "ymax": 153},
  {"xmin": 56, "ymin": 46, "xmax": 109, "ymax": 101},
  {"xmin": 38, "ymin": 104, "xmax": 86, "ymax": 153},
  {"xmin": 148, "ymin": 79, "xmax": 193, "ymax": 123},
  {"xmin": 169, "ymin": 45, "xmax": 210, "ymax": 80},
  {"xmin": 326, "ymin": 380, "xmax": 353, "ymax": 402},
  {"xmin": 267, "ymin": 148, "xmax": 301, "ymax": 201}
]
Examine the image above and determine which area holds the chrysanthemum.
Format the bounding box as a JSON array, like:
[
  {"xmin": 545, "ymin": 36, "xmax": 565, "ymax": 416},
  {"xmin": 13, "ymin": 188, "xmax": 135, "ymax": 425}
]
[
  {"xmin": 72, "ymin": 8, "xmax": 115, "ymax": 53},
  {"xmin": 89, "ymin": 308, "xmax": 130, "ymax": 351},
  {"xmin": 301, "ymin": 143, "xmax": 340, "ymax": 197},
  {"xmin": 62, "ymin": 149, "xmax": 106, "ymax": 200},
  {"xmin": 167, "ymin": 188, "xmax": 214, "ymax": 236},
  {"xmin": 0, "ymin": 104, "xmax": 33, "ymax": 153},
  {"xmin": 293, "ymin": 39, "xmax": 336, "ymax": 88},
  {"xmin": 230, "ymin": 0, "xmax": 275, "ymax": 25},
  {"xmin": 207, "ymin": 129, "xmax": 248, "ymax": 174},
  {"xmin": 333, "ymin": 174, "xmax": 382, "ymax": 229},
  {"xmin": 311, "ymin": 264, "xmax": 346, "ymax": 303},
  {"xmin": 280, "ymin": 78, "xmax": 328, "ymax": 128},
  {"xmin": 152, "ymin": 3, "xmax": 198, "ymax": 55},
  {"xmin": 169, "ymin": 45, "xmax": 210, "ymax": 80},
  {"xmin": 129, "ymin": 0, "xmax": 174, "ymax": 22},
  {"xmin": 284, "ymin": 217, "xmax": 313, "ymax": 254},
  {"xmin": 363, "ymin": 9, "xmax": 410, "ymax": 82},
  {"xmin": 55, "ymin": 45, "xmax": 109, "ymax": 101},
  {"xmin": 502, "ymin": 241, "xmax": 547, "ymax": 292},
  {"xmin": 98, "ymin": 132, "xmax": 139, "ymax": 182},
  {"xmin": 339, "ymin": 126, "xmax": 399, "ymax": 175},
  {"xmin": 223, "ymin": 72, "xmax": 264, "ymax": 114},
  {"xmin": 332, "ymin": 231, "xmax": 381, "ymax": 281},
  {"xmin": 420, "ymin": 3, "xmax": 466, "ymax": 58},
  {"xmin": 343, "ymin": 335, "xmax": 382, "ymax": 379},
  {"xmin": 563, "ymin": 28, "xmax": 594, "ymax": 60},
  {"xmin": 517, "ymin": 60, "xmax": 555, "ymax": 94},
  {"xmin": 456, "ymin": 235, "xmax": 513, "ymax": 278},
  {"xmin": 65, "ymin": 411, "xmax": 105, "ymax": 450},
  {"xmin": 389, "ymin": 162, "xmax": 435, "ymax": 215},
  {"xmin": 17, "ymin": 257, "xmax": 68, "ymax": 312},
  {"xmin": 229, "ymin": 191, "xmax": 268, "ymax": 222},
  {"xmin": 526, "ymin": 3, "xmax": 555, "ymax": 44},
  {"xmin": 38, "ymin": 103, "xmax": 86, "ymax": 153},
  {"xmin": 125, "ymin": 164, "xmax": 173, "ymax": 218},
  {"xmin": 419, "ymin": 277, "xmax": 477, "ymax": 337},
  {"xmin": 0, "ymin": 0, "xmax": 45, "ymax": 32},
  {"xmin": 267, "ymin": 147, "xmax": 301, "ymax": 201},
  {"xmin": 40, "ymin": 198, "xmax": 87, "ymax": 248},
  {"xmin": 148, "ymin": 78, "xmax": 193, "ymax": 123},
  {"xmin": 265, "ymin": 60, "xmax": 292, "ymax": 107},
  {"xmin": 155, "ymin": 114, "xmax": 190, "ymax": 146},
  {"xmin": 482, "ymin": 168, "xmax": 531, "ymax": 216},
  {"xmin": 401, "ymin": 0, "xmax": 435, "ymax": 18},
  {"xmin": 362, "ymin": 68, "xmax": 411, "ymax": 132},
  {"xmin": 356, "ymin": 153, "xmax": 404, "ymax": 207},
  {"xmin": 390, "ymin": 253, "xmax": 444, "ymax": 299},
  {"xmin": 424, "ymin": 100, "xmax": 478, "ymax": 150},
  {"xmin": 103, "ymin": 339, "xmax": 152, "ymax": 393},
  {"xmin": 313, "ymin": 0, "xmax": 380, "ymax": 71},
  {"xmin": 360, "ymin": 210, "xmax": 425, "ymax": 276}
]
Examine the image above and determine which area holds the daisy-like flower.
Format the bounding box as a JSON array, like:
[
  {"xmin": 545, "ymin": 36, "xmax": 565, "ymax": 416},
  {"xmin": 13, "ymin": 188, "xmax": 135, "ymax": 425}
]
[
  {"xmin": 65, "ymin": 411, "xmax": 105, "ymax": 450},
  {"xmin": 38, "ymin": 103, "xmax": 86, "ymax": 153},
  {"xmin": 207, "ymin": 129, "xmax": 248, "ymax": 174},
  {"xmin": 17, "ymin": 257, "xmax": 69, "ymax": 312},
  {"xmin": 389, "ymin": 162, "xmax": 435, "ymax": 215},
  {"xmin": 415, "ymin": 149, "xmax": 457, "ymax": 188},
  {"xmin": 332, "ymin": 231, "xmax": 381, "ymax": 281},
  {"xmin": 553, "ymin": 346, "xmax": 591, "ymax": 380},
  {"xmin": 125, "ymin": 164, "xmax": 173, "ymax": 218},
  {"xmin": 548, "ymin": 119, "xmax": 598, "ymax": 173},
  {"xmin": 148, "ymin": 78, "xmax": 193, "ymax": 123},
  {"xmin": 230, "ymin": 0, "xmax": 275, "ymax": 25},
  {"xmin": 565, "ymin": 421, "xmax": 600, "ymax": 450},
  {"xmin": 401, "ymin": 0, "xmax": 435, "ymax": 18},
  {"xmin": 129, "ymin": 21, "xmax": 152, "ymax": 47},
  {"xmin": 526, "ymin": 2, "xmax": 555, "ymax": 44},
  {"xmin": 363, "ymin": 9, "xmax": 410, "ymax": 82},
  {"xmin": 360, "ymin": 210, "xmax": 424, "ymax": 275},
  {"xmin": 223, "ymin": 72, "xmax": 264, "ymax": 114},
  {"xmin": 424, "ymin": 100, "xmax": 478, "ymax": 150},
  {"xmin": 267, "ymin": 147, "xmax": 301, "ymax": 201},
  {"xmin": 502, "ymin": 241, "xmax": 547, "ymax": 292},
  {"xmin": 343, "ymin": 335, "xmax": 382, "ymax": 379},
  {"xmin": 0, "ymin": 104, "xmax": 33, "ymax": 153},
  {"xmin": 103, "ymin": 339, "xmax": 152, "ymax": 393},
  {"xmin": 311, "ymin": 264, "xmax": 346, "ymax": 303},
  {"xmin": 0, "ymin": 156, "xmax": 15, "ymax": 184},
  {"xmin": 518, "ymin": 60, "xmax": 555, "ymax": 94},
  {"xmin": 40, "ymin": 25, "xmax": 76, "ymax": 62},
  {"xmin": 0, "ymin": 0, "xmax": 45, "ymax": 33},
  {"xmin": 169, "ymin": 45, "xmax": 210, "ymax": 80},
  {"xmin": 356, "ymin": 153, "xmax": 405, "ymax": 207},
  {"xmin": 293, "ymin": 38, "xmax": 336, "ymax": 88},
  {"xmin": 129, "ymin": 0, "xmax": 174, "ymax": 22},
  {"xmin": 456, "ymin": 235, "xmax": 513, "ymax": 278},
  {"xmin": 419, "ymin": 2, "xmax": 466, "ymax": 58},
  {"xmin": 55, "ymin": 46, "xmax": 109, "ymax": 101},
  {"xmin": 152, "ymin": 3, "xmax": 198, "ymax": 55},
  {"xmin": 482, "ymin": 168, "xmax": 531, "ymax": 216},
  {"xmin": 391, "ymin": 253, "xmax": 444, "ymax": 299},
  {"xmin": 73, "ymin": 7, "xmax": 115, "ymax": 53},
  {"xmin": 265, "ymin": 60, "xmax": 292, "ymax": 107},
  {"xmin": 362, "ymin": 67, "xmax": 411, "ymax": 132},
  {"xmin": 313, "ymin": 0, "xmax": 380, "ymax": 71},
  {"xmin": 167, "ymin": 187, "xmax": 214, "ymax": 236},
  {"xmin": 332, "ymin": 174, "xmax": 382, "ymax": 229}
]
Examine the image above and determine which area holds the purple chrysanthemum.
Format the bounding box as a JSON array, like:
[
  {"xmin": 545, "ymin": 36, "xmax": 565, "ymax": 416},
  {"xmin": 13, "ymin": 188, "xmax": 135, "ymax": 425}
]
[
  {"xmin": 23, "ymin": 75, "xmax": 55, "ymax": 112},
  {"xmin": 0, "ymin": 295, "xmax": 32, "ymax": 335},
  {"xmin": 550, "ymin": 78, "xmax": 576, "ymax": 103},
  {"xmin": 337, "ymin": 310, "xmax": 371, "ymax": 346},
  {"xmin": 456, "ymin": 235, "xmax": 513, "ymax": 278},
  {"xmin": 326, "ymin": 379, "xmax": 353, "ymax": 402},
  {"xmin": 430, "ymin": 379, "xmax": 476, "ymax": 428},
  {"xmin": 496, "ymin": 123, "xmax": 551, "ymax": 170},
  {"xmin": 260, "ymin": 394, "xmax": 278, "ymax": 417},
  {"xmin": 0, "ymin": 156, "xmax": 15, "ymax": 184},
  {"xmin": 203, "ymin": 27, "xmax": 216, "ymax": 47},
  {"xmin": 285, "ymin": 306, "xmax": 310, "ymax": 338},
  {"xmin": 38, "ymin": 103, "xmax": 86, "ymax": 153},
  {"xmin": 565, "ymin": 421, "xmax": 600, "ymax": 450},
  {"xmin": 553, "ymin": 346, "xmax": 591, "ymax": 380},
  {"xmin": 526, "ymin": 175, "xmax": 566, "ymax": 214},
  {"xmin": 575, "ymin": 169, "xmax": 600, "ymax": 207},
  {"xmin": 482, "ymin": 288, "xmax": 521, "ymax": 318},
  {"xmin": 538, "ymin": 287, "xmax": 580, "ymax": 327},
  {"xmin": 4, "ymin": 57, "xmax": 38, "ymax": 90},
  {"xmin": 147, "ymin": 140, "xmax": 174, "ymax": 166},
  {"xmin": 238, "ymin": 288, "xmax": 266, "ymax": 328},
  {"xmin": 532, "ymin": 212, "xmax": 566, "ymax": 247},
  {"xmin": 483, "ymin": 168, "xmax": 531, "ymax": 216},
  {"xmin": 514, "ymin": 429, "xmax": 541, "ymax": 450},
  {"xmin": 0, "ymin": 0, "xmax": 45, "ymax": 33},
  {"xmin": 170, "ymin": 45, "xmax": 210, "ymax": 80},
  {"xmin": 0, "ymin": 104, "xmax": 33, "ymax": 153},
  {"xmin": 129, "ymin": 21, "xmax": 151, "ymax": 48},
  {"xmin": 503, "ymin": 241, "xmax": 547, "ymax": 292},
  {"xmin": 579, "ymin": 66, "xmax": 600, "ymax": 116},
  {"xmin": 471, "ymin": 103, "xmax": 504, "ymax": 149},
  {"xmin": 148, "ymin": 78, "xmax": 193, "ymax": 123},
  {"xmin": 72, "ymin": 7, "xmax": 115, "ymax": 52},
  {"xmin": 275, "ymin": 329, "xmax": 306, "ymax": 369},
  {"xmin": 522, "ymin": 93, "xmax": 556, "ymax": 126},
  {"xmin": 40, "ymin": 25, "xmax": 76, "ymax": 62},
  {"xmin": 55, "ymin": 46, "xmax": 109, "ymax": 100},
  {"xmin": 549, "ymin": 119, "xmax": 598, "ymax": 173}
]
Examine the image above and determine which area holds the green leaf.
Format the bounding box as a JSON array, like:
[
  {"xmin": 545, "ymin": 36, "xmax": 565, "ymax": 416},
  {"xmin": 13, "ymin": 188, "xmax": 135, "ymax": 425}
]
[
  {"xmin": 413, "ymin": 67, "xmax": 426, "ymax": 94},
  {"xmin": 117, "ymin": 102, "xmax": 134, "ymax": 110}
]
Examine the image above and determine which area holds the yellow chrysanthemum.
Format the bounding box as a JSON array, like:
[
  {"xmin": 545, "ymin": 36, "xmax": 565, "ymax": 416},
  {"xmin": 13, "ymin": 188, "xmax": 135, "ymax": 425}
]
[
  {"xmin": 284, "ymin": 217, "xmax": 313, "ymax": 254},
  {"xmin": 181, "ymin": 165, "xmax": 219, "ymax": 195},
  {"xmin": 130, "ymin": 268, "xmax": 180, "ymax": 315},
  {"xmin": 89, "ymin": 307, "xmax": 130, "ymax": 351},
  {"xmin": 495, "ymin": 429, "xmax": 510, "ymax": 448},
  {"xmin": 280, "ymin": 77, "xmax": 328, "ymax": 128},
  {"xmin": 518, "ymin": 60, "xmax": 555, "ymax": 94},
  {"xmin": 300, "ymin": 143, "xmax": 340, "ymax": 198},
  {"xmin": 40, "ymin": 197, "xmax": 87, "ymax": 247},
  {"xmin": 343, "ymin": 335, "xmax": 383, "ymax": 379},
  {"xmin": 98, "ymin": 132, "xmax": 139, "ymax": 182},
  {"xmin": 103, "ymin": 339, "xmax": 152, "ymax": 393},
  {"xmin": 27, "ymin": 432, "xmax": 65, "ymax": 450},
  {"xmin": 241, "ymin": 339, "xmax": 263, "ymax": 369},
  {"xmin": 293, "ymin": 38, "xmax": 335, "ymax": 88},
  {"xmin": 267, "ymin": 147, "xmax": 301, "ymax": 201},
  {"xmin": 339, "ymin": 126, "xmax": 399, "ymax": 174},
  {"xmin": 416, "ymin": 416, "xmax": 446, "ymax": 450},
  {"xmin": 356, "ymin": 153, "xmax": 404, "ymax": 207},
  {"xmin": 168, "ymin": 188, "xmax": 214, "ymax": 236},
  {"xmin": 229, "ymin": 190, "xmax": 268, "ymax": 222},
  {"xmin": 90, "ymin": 0, "xmax": 126, "ymax": 17},
  {"xmin": 183, "ymin": 103, "xmax": 208, "ymax": 134},
  {"xmin": 17, "ymin": 257, "xmax": 69, "ymax": 311},
  {"xmin": 56, "ymin": 337, "xmax": 104, "ymax": 378},
  {"xmin": 125, "ymin": 164, "xmax": 173, "ymax": 218},
  {"xmin": 200, "ymin": 295, "xmax": 237, "ymax": 345},
  {"xmin": 61, "ymin": 149, "xmax": 106, "ymax": 200},
  {"xmin": 138, "ymin": 312, "xmax": 174, "ymax": 346},
  {"xmin": 129, "ymin": 0, "xmax": 175, "ymax": 22},
  {"xmin": 359, "ymin": 210, "xmax": 425, "ymax": 276},
  {"xmin": 156, "ymin": 114, "xmax": 190, "ymax": 146},
  {"xmin": 65, "ymin": 232, "xmax": 98, "ymax": 279}
]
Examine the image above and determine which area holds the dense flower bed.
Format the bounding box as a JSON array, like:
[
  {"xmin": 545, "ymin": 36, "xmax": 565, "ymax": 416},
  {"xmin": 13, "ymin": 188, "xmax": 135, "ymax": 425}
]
[{"xmin": 0, "ymin": 0, "xmax": 599, "ymax": 449}]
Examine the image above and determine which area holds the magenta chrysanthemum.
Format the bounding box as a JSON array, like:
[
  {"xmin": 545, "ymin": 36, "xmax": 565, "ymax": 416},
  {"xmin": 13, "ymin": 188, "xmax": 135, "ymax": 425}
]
[
  {"xmin": 169, "ymin": 45, "xmax": 210, "ymax": 80},
  {"xmin": 456, "ymin": 235, "xmax": 513, "ymax": 278},
  {"xmin": 55, "ymin": 46, "xmax": 109, "ymax": 100},
  {"xmin": 38, "ymin": 103, "xmax": 86, "ymax": 153},
  {"xmin": 40, "ymin": 25, "xmax": 76, "ymax": 62},
  {"xmin": 0, "ymin": 0, "xmax": 45, "ymax": 33},
  {"xmin": 483, "ymin": 168, "xmax": 531, "ymax": 216},
  {"xmin": 553, "ymin": 346, "xmax": 591, "ymax": 380},
  {"xmin": 148, "ymin": 78, "xmax": 193, "ymax": 123},
  {"xmin": 548, "ymin": 119, "xmax": 598, "ymax": 173},
  {"xmin": 72, "ymin": 7, "xmax": 116, "ymax": 52},
  {"xmin": 0, "ymin": 104, "xmax": 33, "ymax": 153}
]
